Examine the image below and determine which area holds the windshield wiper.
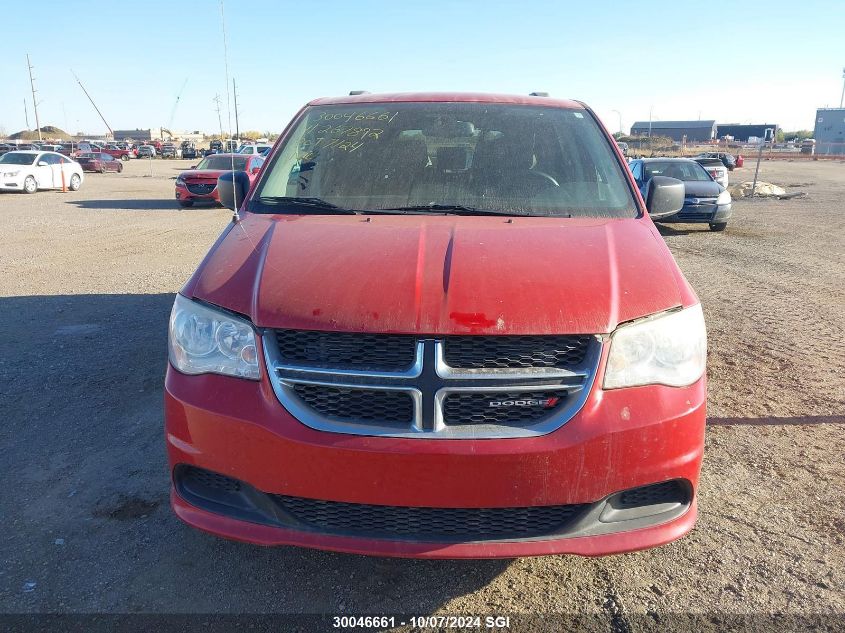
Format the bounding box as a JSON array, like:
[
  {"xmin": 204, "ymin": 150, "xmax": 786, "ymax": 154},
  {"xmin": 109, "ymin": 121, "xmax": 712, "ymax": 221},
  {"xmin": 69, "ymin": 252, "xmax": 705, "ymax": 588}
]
[
  {"xmin": 256, "ymin": 196, "xmax": 360, "ymax": 214},
  {"xmin": 378, "ymin": 204, "xmax": 570, "ymax": 217}
]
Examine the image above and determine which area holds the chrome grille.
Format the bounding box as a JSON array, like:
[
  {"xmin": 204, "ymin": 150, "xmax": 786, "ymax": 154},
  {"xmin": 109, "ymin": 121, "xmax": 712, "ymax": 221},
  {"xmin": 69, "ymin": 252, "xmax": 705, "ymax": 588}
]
[{"xmin": 264, "ymin": 331, "xmax": 601, "ymax": 439}]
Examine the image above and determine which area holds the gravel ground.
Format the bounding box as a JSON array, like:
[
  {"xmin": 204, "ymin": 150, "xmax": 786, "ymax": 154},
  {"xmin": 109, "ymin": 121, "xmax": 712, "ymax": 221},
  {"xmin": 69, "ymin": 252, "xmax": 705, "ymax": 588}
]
[{"xmin": 0, "ymin": 158, "xmax": 843, "ymax": 630}]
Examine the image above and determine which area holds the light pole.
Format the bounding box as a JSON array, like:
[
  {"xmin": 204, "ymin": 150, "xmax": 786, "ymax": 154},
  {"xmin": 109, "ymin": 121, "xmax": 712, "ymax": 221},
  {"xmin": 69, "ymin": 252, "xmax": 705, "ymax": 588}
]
[{"xmin": 611, "ymin": 109, "xmax": 622, "ymax": 135}]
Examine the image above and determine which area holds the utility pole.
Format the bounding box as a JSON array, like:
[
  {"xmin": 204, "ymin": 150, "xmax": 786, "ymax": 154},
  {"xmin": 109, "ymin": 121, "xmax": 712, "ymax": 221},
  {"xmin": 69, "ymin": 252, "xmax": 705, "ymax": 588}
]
[
  {"xmin": 611, "ymin": 109, "xmax": 622, "ymax": 135},
  {"xmin": 648, "ymin": 106, "xmax": 654, "ymax": 155},
  {"xmin": 71, "ymin": 70, "xmax": 114, "ymax": 138},
  {"xmin": 840, "ymin": 67, "xmax": 845, "ymax": 109},
  {"xmin": 213, "ymin": 94, "xmax": 223, "ymax": 139},
  {"xmin": 26, "ymin": 54, "xmax": 42, "ymax": 141},
  {"xmin": 233, "ymin": 78, "xmax": 240, "ymax": 144},
  {"xmin": 750, "ymin": 128, "xmax": 773, "ymax": 198}
]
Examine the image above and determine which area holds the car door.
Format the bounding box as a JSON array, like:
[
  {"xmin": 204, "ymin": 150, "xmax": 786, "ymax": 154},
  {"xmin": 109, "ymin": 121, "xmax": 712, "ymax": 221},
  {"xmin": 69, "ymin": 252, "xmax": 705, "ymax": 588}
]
[
  {"xmin": 46, "ymin": 153, "xmax": 66, "ymax": 186},
  {"xmin": 101, "ymin": 154, "xmax": 115, "ymax": 171},
  {"xmin": 34, "ymin": 153, "xmax": 57, "ymax": 188},
  {"xmin": 629, "ymin": 160, "xmax": 645, "ymax": 195},
  {"xmin": 58, "ymin": 155, "xmax": 76, "ymax": 184}
]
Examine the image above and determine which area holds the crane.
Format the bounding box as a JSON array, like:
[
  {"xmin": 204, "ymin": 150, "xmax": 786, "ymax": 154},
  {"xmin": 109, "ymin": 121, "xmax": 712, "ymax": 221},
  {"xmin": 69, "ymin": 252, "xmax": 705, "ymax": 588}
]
[{"xmin": 168, "ymin": 78, "xmax": 189, "ymax": 133}]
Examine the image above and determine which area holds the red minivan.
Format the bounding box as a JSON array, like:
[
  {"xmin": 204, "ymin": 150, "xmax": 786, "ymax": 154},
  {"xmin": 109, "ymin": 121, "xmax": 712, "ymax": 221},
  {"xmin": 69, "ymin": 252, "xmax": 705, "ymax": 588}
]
[{"xmin": 165, "ymin": 93, "xmax": 705, "ymax": 558}]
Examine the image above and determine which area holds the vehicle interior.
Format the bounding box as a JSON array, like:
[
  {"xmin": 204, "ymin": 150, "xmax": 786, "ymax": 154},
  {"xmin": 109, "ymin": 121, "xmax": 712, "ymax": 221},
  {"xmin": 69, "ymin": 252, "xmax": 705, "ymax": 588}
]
[{"xmin": 257, "ymin": 103, "xmax": 637, "ymax": 217}]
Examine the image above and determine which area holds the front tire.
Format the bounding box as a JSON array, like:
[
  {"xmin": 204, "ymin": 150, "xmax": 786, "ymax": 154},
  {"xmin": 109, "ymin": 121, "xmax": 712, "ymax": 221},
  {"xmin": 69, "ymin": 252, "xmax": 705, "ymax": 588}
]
[
  {"xmin": 23, "ymin": 176, "xmax": 37, "ymax": 194},
  {"xmin": 709, "ymin": 222, "xmax": 728, "ymax": 232},
  {"xmin": 69, "ymin": 174, "xmax": 81, "ymax": 191},
  {"xmin": 121, "ymin": 154, "xmax": 129, "ymax": 161},
  {"xmin": 117, "ymin": 163, "xmax": 124, "ymax": 173}
]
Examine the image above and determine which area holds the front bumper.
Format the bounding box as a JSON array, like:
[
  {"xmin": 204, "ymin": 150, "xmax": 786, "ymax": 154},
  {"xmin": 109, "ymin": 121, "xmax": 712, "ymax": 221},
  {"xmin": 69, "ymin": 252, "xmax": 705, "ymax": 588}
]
[
  {"xmin": 664, "ymin": 203, "xmax": 732, "ymax": 224},
  {"xmin": 165, "ymin": 344, "xmax": 706, "ymax": 557},
  {"xmin": 175, "ymin": 184, "xmax": 220, "ymax": 203},
  {"xmin": 0, "ymin": 178, "xmax": 24, "ymax": 190}
]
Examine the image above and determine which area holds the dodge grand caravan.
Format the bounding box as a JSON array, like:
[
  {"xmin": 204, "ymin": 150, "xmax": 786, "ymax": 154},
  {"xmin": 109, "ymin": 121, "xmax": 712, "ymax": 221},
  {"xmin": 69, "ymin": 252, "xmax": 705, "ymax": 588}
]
[{"xmin": 165, "ymin": 92, "xmax": 706, "ymax": 558}]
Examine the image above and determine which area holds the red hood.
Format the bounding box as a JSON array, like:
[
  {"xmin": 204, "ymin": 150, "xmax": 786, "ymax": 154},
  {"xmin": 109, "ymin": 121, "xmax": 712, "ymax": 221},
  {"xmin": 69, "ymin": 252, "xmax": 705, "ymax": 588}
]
[
  {"xmin": 181, "ymin": 169, "xmax": 230, "ymax": 180},
  {"xmin": 187, "ymin": 214, "xmax": 689, "ymax": 335}
]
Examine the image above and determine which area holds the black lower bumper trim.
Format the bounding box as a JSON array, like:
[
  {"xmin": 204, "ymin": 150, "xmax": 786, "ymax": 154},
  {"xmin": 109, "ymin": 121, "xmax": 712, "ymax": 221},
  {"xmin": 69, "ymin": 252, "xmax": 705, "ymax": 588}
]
[{"xmin": 173, "ymin": 465, "xmax": 692, "ymax": 544}]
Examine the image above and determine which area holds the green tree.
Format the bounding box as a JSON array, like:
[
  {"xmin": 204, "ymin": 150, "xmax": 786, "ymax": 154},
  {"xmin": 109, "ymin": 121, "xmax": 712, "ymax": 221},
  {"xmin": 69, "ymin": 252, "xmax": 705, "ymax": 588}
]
[{"xmin": 782, "ymin": 130, "xmax": 813, "ymax": 142}]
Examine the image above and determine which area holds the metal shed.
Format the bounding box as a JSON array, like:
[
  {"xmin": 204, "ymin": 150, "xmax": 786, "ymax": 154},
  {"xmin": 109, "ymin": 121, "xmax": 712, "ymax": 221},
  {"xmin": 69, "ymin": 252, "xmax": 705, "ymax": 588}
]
[{"xmin": 814, "ymin": 108, "xmax": 845, "ymax": 155}]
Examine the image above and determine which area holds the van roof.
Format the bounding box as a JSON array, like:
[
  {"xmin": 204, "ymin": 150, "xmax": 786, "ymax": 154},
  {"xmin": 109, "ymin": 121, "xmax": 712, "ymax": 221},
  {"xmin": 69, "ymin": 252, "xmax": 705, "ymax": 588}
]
[{"xmin": 308, "ymin": 92, "xmax": 584, "ymax": 109}]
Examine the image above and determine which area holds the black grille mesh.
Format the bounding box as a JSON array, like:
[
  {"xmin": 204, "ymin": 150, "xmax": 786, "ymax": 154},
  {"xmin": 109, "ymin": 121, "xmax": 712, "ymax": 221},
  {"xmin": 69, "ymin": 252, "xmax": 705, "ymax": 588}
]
[
  {"xmin": 276, "ymin": 330, "xmax": 416, "ymax": 371},
  {"xmin": 183, "ymin": 466, "xmax": 241, "ymax": 493},
  {"xmin": 677, "ymin": 211, "xmax": 716, "ymax": 221},
  {"xmin": 292, "ymin": 384, "xmax": 413, "ymax": 424},
  {"xmin": 186, "ymin": 183, "xmax": 215, "ymax": 195},
  {"xmin": 443, "ymin": 391, "xmax": 568, "ymax": 426},
  {"xmin": 618, "ymin": 480, "xmax": 687, "ymax": 508},
  {"xmin": 273, "ymin": 496, "xmax": 587, "ymax": 541},
  {"xmin": 443, "ymin": 336, "xmax": 592, "ymax": 369}
]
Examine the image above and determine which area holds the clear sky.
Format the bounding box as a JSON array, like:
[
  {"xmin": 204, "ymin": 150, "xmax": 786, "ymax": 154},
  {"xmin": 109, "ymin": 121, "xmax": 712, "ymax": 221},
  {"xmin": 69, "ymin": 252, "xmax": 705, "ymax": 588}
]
[{"xmin": 2, "ymin": 0, "xmax": 843, "ymax": 137}]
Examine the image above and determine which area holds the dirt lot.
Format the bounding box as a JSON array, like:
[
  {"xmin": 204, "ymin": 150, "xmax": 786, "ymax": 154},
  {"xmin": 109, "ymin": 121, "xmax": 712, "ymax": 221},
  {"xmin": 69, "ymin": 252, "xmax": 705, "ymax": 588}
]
[{"xmin": 1, "ymin": 158, "xmax": 843, "ymax": 630}]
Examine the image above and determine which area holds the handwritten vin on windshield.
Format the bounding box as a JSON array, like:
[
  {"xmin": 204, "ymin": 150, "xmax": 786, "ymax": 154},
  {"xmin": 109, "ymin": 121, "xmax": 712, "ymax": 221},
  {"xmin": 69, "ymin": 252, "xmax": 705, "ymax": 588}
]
[{"xmin": 298, "ymin": 111, "xmax": 400, "ymax": 159}]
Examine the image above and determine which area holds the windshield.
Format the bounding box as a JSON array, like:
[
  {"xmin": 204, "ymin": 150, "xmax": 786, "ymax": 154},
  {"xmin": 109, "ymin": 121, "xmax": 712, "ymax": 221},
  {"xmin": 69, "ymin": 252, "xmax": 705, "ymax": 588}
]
[
  {"xmin": 644, "ymin": 161, "xmax": 711, "ymax": 182},
  {"xmin": 197, "ymin": 156, "xmax": 249, "ymax": 171},
  {"xmin": 253, "ymin": 102, "xmax": 636, "ymax": 217},
  {"xmin": 0, "ymin": 152, "xmax": 37, "ymax": 165}
]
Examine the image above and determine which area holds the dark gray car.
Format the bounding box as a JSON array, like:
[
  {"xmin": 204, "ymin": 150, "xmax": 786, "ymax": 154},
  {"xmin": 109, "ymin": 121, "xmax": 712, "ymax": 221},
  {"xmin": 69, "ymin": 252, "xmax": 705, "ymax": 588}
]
[{"xmin": 629, "ymin": 157, "xmax": 732, "ymax": 231}]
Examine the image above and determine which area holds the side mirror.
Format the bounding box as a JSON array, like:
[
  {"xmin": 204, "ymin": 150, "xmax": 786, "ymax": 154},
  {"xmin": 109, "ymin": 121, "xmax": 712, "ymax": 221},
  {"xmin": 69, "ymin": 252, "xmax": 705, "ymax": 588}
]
[
  {"xmin": 190, "ymin": 165, "xmax": 196, "ymax": 169},
  {"xmin": 217, "ymin": 170, "xmax": 250, "ymax": 211},
  {"xmin": 37, "ymin": 160, "xmax": 48, "ymax": 167},
  {"xmin": 251, "ymin": 166, "xmax": 261, "ymax": 175},
  {"xmin": 644, "ymin": 175, "xmax": 684, "ymax": 219}
]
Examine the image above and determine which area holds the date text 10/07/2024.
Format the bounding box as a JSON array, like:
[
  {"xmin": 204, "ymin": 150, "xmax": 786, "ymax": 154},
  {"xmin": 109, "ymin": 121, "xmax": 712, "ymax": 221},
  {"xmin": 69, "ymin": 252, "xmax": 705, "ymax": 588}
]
[{"xmin": 332, "ymin": 615, "xmax": 511, "ymax": 629}]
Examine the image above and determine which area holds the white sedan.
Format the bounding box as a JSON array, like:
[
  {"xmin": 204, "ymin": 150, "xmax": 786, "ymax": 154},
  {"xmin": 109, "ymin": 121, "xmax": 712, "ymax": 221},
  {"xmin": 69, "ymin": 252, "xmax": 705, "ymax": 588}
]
[{"xmin": 0, "ymin": 150, "xmax": 84, "ymax": 193}]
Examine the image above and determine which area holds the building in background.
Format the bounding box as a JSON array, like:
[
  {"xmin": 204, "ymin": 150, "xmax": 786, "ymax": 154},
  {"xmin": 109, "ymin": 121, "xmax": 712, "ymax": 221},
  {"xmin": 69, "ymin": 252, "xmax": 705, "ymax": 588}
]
[
  {"xmin": 716, "ymin": 123, "xmax": 779, "ymax": 142},
  {"xmin": 111, "ymin": 128, "xmax": 206, "ymax": 142},
  {"xmin": 813, "ymin": 108, "xmax": 845, "ymax": 155},
  {"xmin": 112, "ymin": 128, "xmax": 164, "ymax": 142},
  {"xmin": 629, "ymin": 120, "xmax": 716, "ymax": 142}
]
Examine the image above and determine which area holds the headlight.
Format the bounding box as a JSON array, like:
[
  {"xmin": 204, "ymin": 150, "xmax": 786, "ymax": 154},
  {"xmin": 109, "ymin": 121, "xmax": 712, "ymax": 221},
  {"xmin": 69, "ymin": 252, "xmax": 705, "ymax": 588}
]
[
  {"xmin": 168, "ymin": 294, "xmax": 260, "ymax": 380},
  {"xmin": 4, "ymin": 170, "xmax": 21, "ymax": 177},
  {"xmin": 604, "ymin": 305, "xmax": 706, "ymax": 389},
  {"xmin": 716, "ymin": 189, "xmax": 731, "ymax": 205},
  {"xmin": 175, "ymin": 176, "xmax": 186, "ymax": 186}
]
